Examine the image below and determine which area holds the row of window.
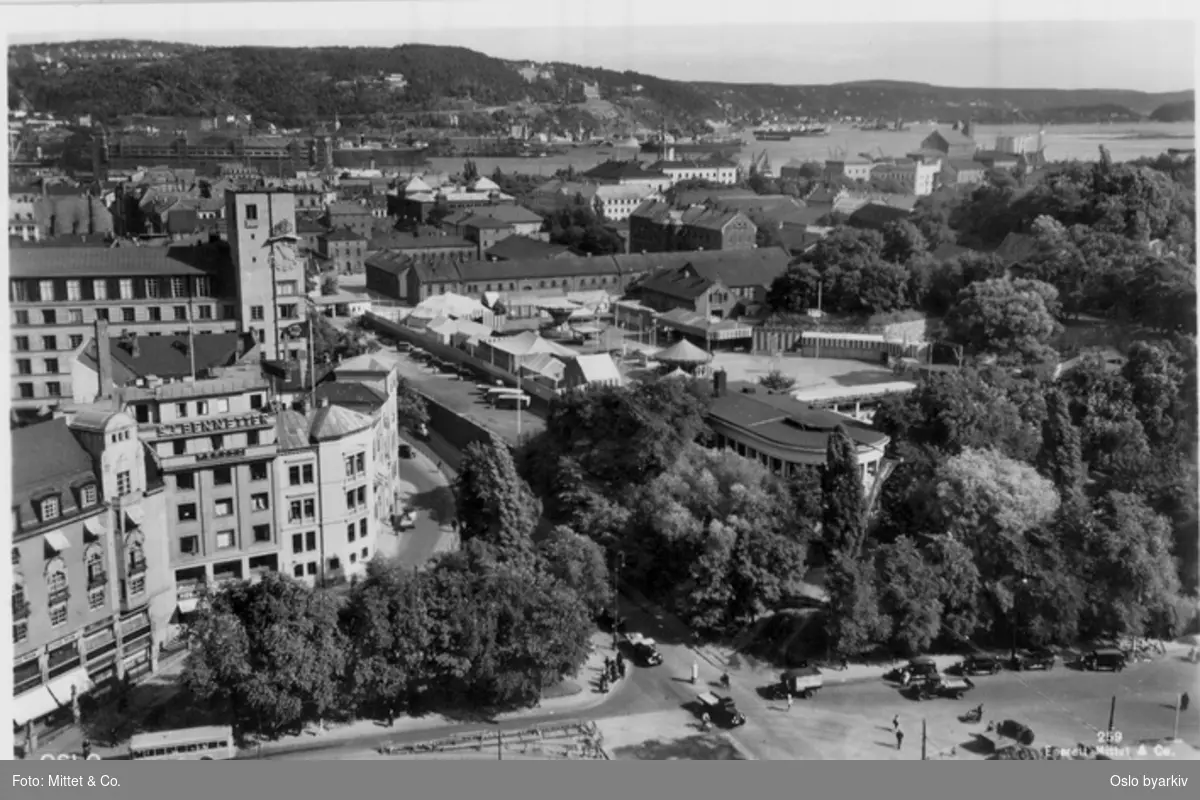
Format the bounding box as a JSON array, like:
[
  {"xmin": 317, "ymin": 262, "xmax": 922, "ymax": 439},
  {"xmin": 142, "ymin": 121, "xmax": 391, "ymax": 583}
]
[
  {"xmin": 246, "ymin": 303, "xmax": 302, "ymax": 321},
  {"xmin": 13, "ymin": 476, "xmax": 120, "ymax": 530},
  {"xmin": 166, "ymin": 431, "xmax": 264, "ymax": 459},
  {"xmin": 179, "ymin": 525, "xmax": 272, "ymax": 557},
  {"xmin": 177, "ymin": 492, "xmax": 271, "ymax": 522},
  {"xmin": 12, "ymin": 303, "xmax": 227, "ymax": 329},
  {"xmin": 15, "ymin": 381, "xmax": 63, "ymax": 400},
  {"xmin": 290, "ymin": 547, "xmax": 370, "ymax": 578},
  {"xmin": 10, "ymin": 276, "xmax": 211, "ymax": 304},
  {"xmin": 12, "ymin": 544, "xmax": 145, "ymax": 642}
]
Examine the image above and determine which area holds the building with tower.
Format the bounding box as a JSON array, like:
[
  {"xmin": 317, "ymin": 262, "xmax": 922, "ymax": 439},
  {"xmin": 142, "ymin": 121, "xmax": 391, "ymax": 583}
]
[{"xmin": 224, "ymin": 189, "xmax": 309, "ymax": 363}]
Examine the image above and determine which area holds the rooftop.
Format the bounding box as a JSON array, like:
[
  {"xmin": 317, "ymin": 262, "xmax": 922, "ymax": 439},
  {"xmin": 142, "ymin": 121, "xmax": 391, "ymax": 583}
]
[
  {"xmin": 314, "ymin": 381, "xmax": 388, "ymax": 408},
  {"xmin": 77, "ymin": 332, "xmax": 249, "ymax": 383},
  {"xmin": 708, "ymin": 382, "xmax": 890, "ymax": 454},
  {"xmin": 484, "ymin": 235, "xmax": 570, "ymax": 261},
  {"xmin": 13, "ymin": 418, "xmax": 97, "ymax": 510},
  {"xmin": 9, "ymin": 243, "xmax": 224, "ymax": 279},
  {"xmin": 582, "ymin": 160, "xmax": 669, "ymax": 182},
  {"xmin": 321, "ymin": 226, "xmax": 366, "ymax": 242}
]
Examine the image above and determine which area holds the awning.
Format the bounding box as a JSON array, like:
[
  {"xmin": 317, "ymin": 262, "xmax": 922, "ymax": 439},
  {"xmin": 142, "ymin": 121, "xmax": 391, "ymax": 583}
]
[
  {"xmin": 83, "ymin": 517, "xmax": 108, "ymax": 539},
  {"xmin": 43, "ymin": 530, "xmax": 71, "ymax": 553},
  {"xmin": 124, "ymin": 505, "xmax": 145, "ymax": 527},
  {"xmin": 11, "ymin": 670, "xmax": 90, "ymax": 728},
  {"xmin": 177, "ymin": 598, "xmax": 200, "ymax": 614}
]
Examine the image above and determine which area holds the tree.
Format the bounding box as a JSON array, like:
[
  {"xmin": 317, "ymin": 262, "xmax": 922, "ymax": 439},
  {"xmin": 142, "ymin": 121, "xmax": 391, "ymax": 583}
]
[
  {"xmin": 876, "ymin": 537, "xmax": 942, "ymax": 657},
  {"xmin": 395, "ymin": 377, "xmax": 429, "ymax": 428},
  {"xmin": 455, "ymin": 435, "xmax": 541, "ymax": 555},
  {"xmin": 1077, "ymin": 492, "xmax": 1185, "ymax": 640},
  {"xmin": 462, "ymin": 159, "xmax": 479, "ymax": 182},
  {"xmin": 930, "ymin": 448, "xmax": 1060, "ymax": 630},
  {"xmin": 943, "ymin": 277, "xmax": 1063, "ymax": 364},
  {"xmin": 341, "ymin": 560, "xmax": 432, "ymax": 718},
  {"xmin": 1121, "ymin": 340, "xmax": 1186, "ymax": 446},
  {"xmin": 183, "ymin": 574, "xmax": 347, "ymax": 736},
  {"xmin": 881, "ymin": 220, "xmax": 929, "ymax": 265},
  {"xmin": 757, "ymin": 370, "xmax": 796, "ymax": 391},
  {"xmin": 538, "ymin": 525, "xmax": 612, "ymax": 618},
  {"xmin": 824, "ymin": 550, "xmax": 890, "ymax": 657},
  {"xmin": 1036, "ymin": 388, "xmax": 1086, "ymax": 498},
  {"xmin": 821, "ymin": 426, "xmax": 866, "ymax": 560}
]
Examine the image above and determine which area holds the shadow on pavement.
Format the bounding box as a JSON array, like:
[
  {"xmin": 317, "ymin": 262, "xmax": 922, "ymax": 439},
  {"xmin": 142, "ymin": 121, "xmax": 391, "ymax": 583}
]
[
  {"xmin": 611, "ymin": 734, "xmax": 748, "ymax": 760},
  {"xmin": 405, "ymin": 486, "xmax": 456, "ymax": 523}
]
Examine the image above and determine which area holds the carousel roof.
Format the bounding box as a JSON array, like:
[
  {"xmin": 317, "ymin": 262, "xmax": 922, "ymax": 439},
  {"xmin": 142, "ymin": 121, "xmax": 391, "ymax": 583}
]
[{"xmin": 654, "ymin": 338, "xmax": 713, "ymax": 365}]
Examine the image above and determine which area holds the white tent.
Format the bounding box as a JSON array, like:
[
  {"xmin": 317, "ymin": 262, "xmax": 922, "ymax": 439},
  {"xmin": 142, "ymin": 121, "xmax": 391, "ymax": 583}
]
[{"xmin": 410, "ymin": 292, "xmax": 488, "ymax": 321}]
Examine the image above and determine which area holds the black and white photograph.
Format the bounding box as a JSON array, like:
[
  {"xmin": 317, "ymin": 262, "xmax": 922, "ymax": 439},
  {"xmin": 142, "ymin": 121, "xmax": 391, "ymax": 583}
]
[{"xmin": 3, "ymin": 0, "xmax": 1198, "ymax": 770}]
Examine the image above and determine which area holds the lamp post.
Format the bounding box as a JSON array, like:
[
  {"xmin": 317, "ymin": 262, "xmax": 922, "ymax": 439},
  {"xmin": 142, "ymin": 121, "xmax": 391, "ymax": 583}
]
[
  {"xmin": 611, "ymin": 551, "xmax": 625, "ymax": 650},
  {"xmin": 1010, "ymin": 575, "xmax": 1029, "ymax": 665}
]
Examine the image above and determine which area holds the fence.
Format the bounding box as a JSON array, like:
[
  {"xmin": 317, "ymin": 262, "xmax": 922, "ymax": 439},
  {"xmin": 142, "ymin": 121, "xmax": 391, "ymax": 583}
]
[{"xmin": 377, "ymin": 721, "xmax": 608, "ymax": 760}]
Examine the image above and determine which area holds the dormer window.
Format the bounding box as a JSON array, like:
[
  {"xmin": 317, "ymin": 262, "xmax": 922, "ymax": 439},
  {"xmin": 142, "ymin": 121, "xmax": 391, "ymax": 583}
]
[
  {"xmin": 39, "ymin": 496, "xmax": 61, "ymax": 522},
  {"xmin": 81, "ymin": 484, "xmax": 98, "ymax": 507}
]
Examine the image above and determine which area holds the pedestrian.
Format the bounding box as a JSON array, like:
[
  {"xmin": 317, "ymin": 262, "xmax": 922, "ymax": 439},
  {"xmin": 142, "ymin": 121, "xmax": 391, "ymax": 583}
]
[
  {"xmin": 892, "ymin": 714, "xmax": 900, "ymax": 731},
  {"xmin": 896, "ymin": 729, "xmax": 904, "ymax": 750},
  {"xmin": 786, "ymin": 692, "xmax": 793, "ymax": 711},
  {"xmin": 691, "ymin": 661, "xmax": 699, "ymax": 685},
  {"xmin": 81, "ymin": 740, "xmax": 91, "ymax": 760},
  {"xmin": 1182, "ymin": 692, "xmax": 1190, "ymax": 712}
]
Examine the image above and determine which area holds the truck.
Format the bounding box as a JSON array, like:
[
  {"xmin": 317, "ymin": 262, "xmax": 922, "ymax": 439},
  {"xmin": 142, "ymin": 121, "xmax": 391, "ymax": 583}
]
[
  {"xmin": 771, "ymin": 666, "xmax": 823, "ymax": 699},
  {"xmin": 695, "ymin": 692, "xmax": 746, "ymax": 728}
]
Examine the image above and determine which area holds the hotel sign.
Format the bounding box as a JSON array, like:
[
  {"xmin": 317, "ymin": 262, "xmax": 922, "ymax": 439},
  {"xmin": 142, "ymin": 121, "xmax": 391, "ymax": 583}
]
[
  {"xmin": 156, "ymin": 413, "xmax": 271, "ymax": 439},
  {"xmin": 196, "ymin": 448, "xmax": 247, "ymax": 463}
]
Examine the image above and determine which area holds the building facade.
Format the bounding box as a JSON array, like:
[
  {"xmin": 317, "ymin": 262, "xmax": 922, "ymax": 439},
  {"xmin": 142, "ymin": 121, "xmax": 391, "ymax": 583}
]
[
  {"xmin": 11, "ymin": 412, "xmax": 171, "ymax": 735},
  {"xmin": 317, "ymin": 227, "xmax": 368, "ymax": 274},
  {"xmin": 869, "ymin": 161, "xmax": 939, "ymax": 196},
  {"xmin": 9, "ymin": 245, "xmax": 235, "ymax": 416},
  {"xmin": 225, "ymin": 189, "xmax": 310, "ymax": 363},
  {"xmin": 276, "ymin": 402, "xmax": 380, "ymax": 586}
]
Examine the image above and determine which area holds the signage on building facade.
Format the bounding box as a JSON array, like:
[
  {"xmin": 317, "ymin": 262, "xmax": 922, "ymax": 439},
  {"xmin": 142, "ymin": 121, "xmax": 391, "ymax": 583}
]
[
  {"xmin": 195, "ymin": 448, "xmax": 248, "ymax": 463},
  {"xmin": 156, "ymin": 413, "xmax": 270, "ymax": 439}
]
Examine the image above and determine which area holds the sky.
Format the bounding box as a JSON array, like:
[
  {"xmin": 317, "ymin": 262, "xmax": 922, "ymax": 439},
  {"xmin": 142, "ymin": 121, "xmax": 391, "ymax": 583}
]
[{"xmin": 2, "ymin": 0, "xmax": 1197, "ymax": 92}]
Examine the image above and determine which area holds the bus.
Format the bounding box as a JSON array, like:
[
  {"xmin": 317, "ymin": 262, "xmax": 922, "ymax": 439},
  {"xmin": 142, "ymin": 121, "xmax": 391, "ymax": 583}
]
[
  {"xmin": 484, "ymin": 386, "xmax": 519, "ymax": 402},
  {"xmin": 129, "ymin": 725, "xmax": 236, "ymax": 761},
  {"xmin": 492, "ymin": 392, "xmax": 531, "ymax": 410}
]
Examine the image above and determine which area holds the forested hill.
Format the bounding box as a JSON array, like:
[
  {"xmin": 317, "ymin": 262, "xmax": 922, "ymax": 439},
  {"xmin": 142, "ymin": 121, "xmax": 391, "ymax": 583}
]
[{"xmin": 7, "ymin": 40, "xmax": 1193, "ymax": 128}]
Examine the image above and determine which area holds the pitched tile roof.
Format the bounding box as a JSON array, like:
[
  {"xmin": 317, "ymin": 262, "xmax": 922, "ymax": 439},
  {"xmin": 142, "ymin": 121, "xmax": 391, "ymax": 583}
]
[
  {"xmin": 77, "ymin": 332, "xmax": 247, "ymax": 382},
  {"xmin": 314, "ymin": 381, "xmax": 388, "ymax": 408},
  {"xmin": 455, "ymin": 254, "xmax": 621, "ymax": 283},
  {"xmin": 328, "ymin": 201, "xmax": 372, "ymax": 216},
  {"xmin": 364, "ymin": 250, "xmax": 411, "ymax": 276},
  {"xmin": 484, "ymin": 235, "xmax": 570, "ymax": 261},
  {"xmin": 371, "ymin": 230, "xmax": 475, "ymax": 250},
  {"xmin": 13, "ymin": 418, "xmax": 96, "ymax": 514},
  {"xmin": 309, "ymin": 404, "xmax": 374, "ymax": 442},
  {"xmin": 9, "ymin": 244, "xmax": 219, "ymax": 278},
  {"xmin": 462, "ymin": 215, "xmax": 512, "ymax": 230},
  {"xmin": 276, "ymin": 409, "xmax": 314, "ymax": 451},
  {"xmin": 466, "ymin": 204, "xmax": 544, "ymax": 225},
  {"xmin": 638, "ymin": 266, "xmax": 714, "ymax": 300},
  {"xmin": 847, "ymin": 202, "xmax": 912, "ymax": 230},
  {"xmin": 321, "ymin": 226, "xmax": 366, "ymax": 242},
  {"xmin": 582, "ymin": 160, "xmax": 668, "ymax": 181}
]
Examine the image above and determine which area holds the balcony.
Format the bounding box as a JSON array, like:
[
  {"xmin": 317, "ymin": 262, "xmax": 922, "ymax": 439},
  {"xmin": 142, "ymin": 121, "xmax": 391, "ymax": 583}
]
[
  {"xmin": 128, "ymin": 557, "xmax": 147, "ymax": 576},
  {"xmin": 87, "ymin": 570, "xmax": 108, "ymax": 589},
  {"xmin": 48, "ymin": 587, "xmax": 70, "ymax": 607}
]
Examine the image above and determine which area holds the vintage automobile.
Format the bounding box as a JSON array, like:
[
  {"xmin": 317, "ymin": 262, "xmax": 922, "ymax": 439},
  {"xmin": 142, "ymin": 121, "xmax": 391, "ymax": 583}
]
[
  {"xmin": 898, "ymin": 656, "xmax": 941, "ymax": 685},
  {"xmin": 396, "ymin": 509, "xmax": 417, "ymax": 530},
  {"xmin": 1082, "ymin": 648, "xmax": 1127, "ymax": 672},
  {"xmin": 622, "ymin": 633, "xmax": 663, "ymax": 667},
  {"xmin": 696, "ymin": 692, "xmax": 746, "ymax": 728},
  {"xmin": 959, "ymin": 654, "xmax": 1004, "ymax": 676},
  {"xmin": 1012, "ymin": 648, "xmax": 1056, "ymax": 671},
  {"xmin": 909, "ymin": 675, "xmax": 975, "ymax": 700}
]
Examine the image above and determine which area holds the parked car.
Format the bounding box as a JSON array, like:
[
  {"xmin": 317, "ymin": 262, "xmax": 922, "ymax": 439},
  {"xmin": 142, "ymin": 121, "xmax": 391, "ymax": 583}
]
[
  {"xmin": 960, "ymin": 655, "xmax": 1003, "ymax": 676},
  {"xmin": 1012, "ymin": 648, "xmax": 1056, "ymax": 671},
  {"xmin": 396, "ymin": 509, "xmax": 417, "ymax": 530},
  {"xmin": 398, "ymin": 444, "xmax": 414, "ymax": 459},
  {"xmin": 909, "ymin": 676, "xmax": 974, "ymax": 700},
  {"xmin": 1082, "ymin": 648, "xmax": 1126, "ymax": 672}
]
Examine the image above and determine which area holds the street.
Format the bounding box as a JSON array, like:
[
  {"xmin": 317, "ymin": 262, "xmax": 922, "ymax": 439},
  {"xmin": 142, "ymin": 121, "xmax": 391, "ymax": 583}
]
[{"xmin": 379, "ymin": 439, "xmax": 458, "ymax": 568}]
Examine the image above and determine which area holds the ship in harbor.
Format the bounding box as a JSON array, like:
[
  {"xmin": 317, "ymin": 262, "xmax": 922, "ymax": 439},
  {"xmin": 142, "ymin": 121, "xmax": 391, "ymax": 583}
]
[
  {"xmin": 640, "ymin": 134, "xmax": 744, "ymax": 156},
  {"xmin": 753, "ymin": 129, "xmax": 793, "ymax": 141},
  {"xmin": 753, "ymin": 124, "xmax": 830, "ymax": 140}
]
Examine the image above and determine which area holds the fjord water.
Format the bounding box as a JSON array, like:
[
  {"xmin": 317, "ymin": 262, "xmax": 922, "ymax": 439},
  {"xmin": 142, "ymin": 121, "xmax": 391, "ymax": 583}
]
[{"xmin": 427, "ymin": 121, "xmax": 1195, "ymax": 176}]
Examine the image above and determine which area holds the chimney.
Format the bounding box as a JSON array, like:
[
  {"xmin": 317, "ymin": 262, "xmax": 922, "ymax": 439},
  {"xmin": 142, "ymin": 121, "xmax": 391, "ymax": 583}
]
[
  {"xmin": 712, "ymin": 369, "xmax": 727, "ymax": 398},
  {"xmin": 130, "ymin": 337, "xmax": 141, "ymax": 358},
  {"xmin": 95, "ymin": 319, "xmax": 114, "ymax": 399}
]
